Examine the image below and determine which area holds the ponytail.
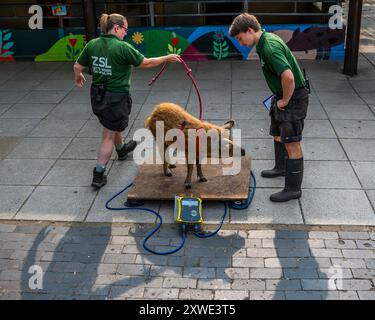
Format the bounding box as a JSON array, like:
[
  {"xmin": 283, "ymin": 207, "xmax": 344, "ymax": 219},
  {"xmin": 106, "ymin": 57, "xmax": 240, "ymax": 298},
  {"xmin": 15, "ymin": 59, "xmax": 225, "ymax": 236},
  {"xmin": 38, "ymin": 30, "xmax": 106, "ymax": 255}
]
[
  {"xmin": 99, "ymin": 13, "xmax": 126, "ymax": 34},
  {"xmin": 99, "ymin": 13, "xmax": 109, "ymax": 33}
]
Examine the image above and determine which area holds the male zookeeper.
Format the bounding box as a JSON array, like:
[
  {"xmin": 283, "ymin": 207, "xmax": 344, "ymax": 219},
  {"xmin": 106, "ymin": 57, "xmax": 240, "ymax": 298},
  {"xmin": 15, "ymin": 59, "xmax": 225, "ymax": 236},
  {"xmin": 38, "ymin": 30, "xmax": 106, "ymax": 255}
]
[{"xmin": 229, "ymin": 13, "xmax": 310, "ymax": 202}]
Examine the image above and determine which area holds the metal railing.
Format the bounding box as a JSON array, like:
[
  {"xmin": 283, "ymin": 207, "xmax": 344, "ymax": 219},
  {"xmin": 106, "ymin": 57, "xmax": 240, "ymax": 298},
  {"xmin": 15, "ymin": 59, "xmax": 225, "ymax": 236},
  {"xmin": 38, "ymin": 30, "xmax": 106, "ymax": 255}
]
[{"xmin": 0, "ymin": 0, "xmax": 344, "ymax": 28}]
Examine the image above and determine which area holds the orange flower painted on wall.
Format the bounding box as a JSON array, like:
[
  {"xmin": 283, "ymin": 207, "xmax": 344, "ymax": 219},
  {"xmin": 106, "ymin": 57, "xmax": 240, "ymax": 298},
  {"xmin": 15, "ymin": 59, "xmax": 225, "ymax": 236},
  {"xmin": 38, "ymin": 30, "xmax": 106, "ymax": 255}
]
[{"xmin": 132, "ymin": 32, "xmax": 144, "ymax": 45}]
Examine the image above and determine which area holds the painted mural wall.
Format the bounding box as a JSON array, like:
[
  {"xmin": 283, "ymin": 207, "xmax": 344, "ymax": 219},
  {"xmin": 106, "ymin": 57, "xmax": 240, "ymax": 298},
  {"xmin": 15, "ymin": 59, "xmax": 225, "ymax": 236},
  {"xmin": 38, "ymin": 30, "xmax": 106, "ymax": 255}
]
[{"xmin": 0, "ymin": 25, "xmax": 345, "ymax": 62}]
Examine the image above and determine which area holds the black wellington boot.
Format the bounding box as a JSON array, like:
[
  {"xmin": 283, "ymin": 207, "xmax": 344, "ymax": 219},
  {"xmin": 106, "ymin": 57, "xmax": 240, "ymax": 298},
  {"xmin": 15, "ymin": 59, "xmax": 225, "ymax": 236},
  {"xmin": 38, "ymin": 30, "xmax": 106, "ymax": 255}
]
[
  {"xmin": 261, "ymin": 141, "xmax": 288, "ymax": 178},
  {"xmin": 270, "ymin": 158, "xmax": 303, "ymax": 202}
]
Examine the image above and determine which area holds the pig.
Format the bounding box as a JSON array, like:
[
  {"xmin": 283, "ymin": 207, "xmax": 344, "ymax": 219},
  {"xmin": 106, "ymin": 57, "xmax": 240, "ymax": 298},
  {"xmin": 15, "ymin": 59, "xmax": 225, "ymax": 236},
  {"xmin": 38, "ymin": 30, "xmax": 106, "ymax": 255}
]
[{"xmin": 145, "ymin": 102, "xmax": 245, "ymax": 188}]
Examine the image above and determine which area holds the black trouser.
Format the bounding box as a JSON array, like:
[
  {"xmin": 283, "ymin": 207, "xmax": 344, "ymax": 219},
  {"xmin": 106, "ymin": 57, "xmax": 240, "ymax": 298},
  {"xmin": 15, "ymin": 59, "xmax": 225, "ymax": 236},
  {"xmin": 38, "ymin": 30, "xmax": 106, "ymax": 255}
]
[
  {"xmin": 90, "ymin": 84, "xmax": 132, "ymax": 132},
  {"xmin": 269, "ymin": 87, "xmax": 309, "ymax": 143}
]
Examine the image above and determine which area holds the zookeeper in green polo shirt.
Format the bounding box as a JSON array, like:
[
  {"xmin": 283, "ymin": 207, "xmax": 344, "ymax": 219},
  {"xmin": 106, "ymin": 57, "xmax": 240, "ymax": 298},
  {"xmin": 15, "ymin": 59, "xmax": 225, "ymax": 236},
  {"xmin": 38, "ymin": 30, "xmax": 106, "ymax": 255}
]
[
  {"xmin": 229, "ymin": 13, "xmax": 309, "ymax": 202},
  {"xmin": 74, "ymin": 13, "xmax": 180, "ymax": 188}
]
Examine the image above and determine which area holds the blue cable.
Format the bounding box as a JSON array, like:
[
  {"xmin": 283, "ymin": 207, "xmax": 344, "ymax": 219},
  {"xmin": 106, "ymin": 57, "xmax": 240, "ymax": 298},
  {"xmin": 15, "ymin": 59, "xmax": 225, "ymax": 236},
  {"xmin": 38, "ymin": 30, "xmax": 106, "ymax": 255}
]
[
  {"xmin": 105, "ymin": 169, "xmax": 256, "ymax": 254},
  {"xmin": 193, "ymin": 202, "xmax": 228, "ymax": 238},
  {"xmin": 229, "ymin": 170, "xmax": 256, "ymax": 210},
  {"xmin": 105, "ymin": 183, "xmax": 186, "ymax": 255}
]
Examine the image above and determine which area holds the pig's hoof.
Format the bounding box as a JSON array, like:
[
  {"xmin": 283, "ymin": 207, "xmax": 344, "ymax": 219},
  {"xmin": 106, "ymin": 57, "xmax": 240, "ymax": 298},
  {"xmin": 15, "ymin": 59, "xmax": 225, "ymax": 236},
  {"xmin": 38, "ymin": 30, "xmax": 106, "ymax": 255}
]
[
  {"xmin": 198, "ymin": 177, "xmax": 207, "ymax": 182},
  {"xmin": 184, "ymin": 183, "xmax": 192, "ymax": 189},
  {"xmin": 165, "ymin": 171, "xmax": 173, "ymax": 177},
  {"xmin": 168, "ymin": 164, "xmax": 176, "ymax": 169}
]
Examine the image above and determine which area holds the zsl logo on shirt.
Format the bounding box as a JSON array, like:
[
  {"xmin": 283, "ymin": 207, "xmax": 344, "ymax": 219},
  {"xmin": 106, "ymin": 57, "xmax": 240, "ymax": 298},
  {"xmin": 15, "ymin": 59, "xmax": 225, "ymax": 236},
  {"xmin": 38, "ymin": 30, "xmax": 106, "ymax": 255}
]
[{"xmin": 92, "ymin": 56, "xmax": 112, "ymax": 76}]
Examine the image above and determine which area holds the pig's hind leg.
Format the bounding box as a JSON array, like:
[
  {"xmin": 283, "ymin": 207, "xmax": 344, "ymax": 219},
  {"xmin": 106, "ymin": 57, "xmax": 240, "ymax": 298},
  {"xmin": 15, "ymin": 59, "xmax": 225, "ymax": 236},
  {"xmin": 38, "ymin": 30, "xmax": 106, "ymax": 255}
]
[{"xmin": 196, "ymin": 163, "xmax": 207, "ymax": 182}]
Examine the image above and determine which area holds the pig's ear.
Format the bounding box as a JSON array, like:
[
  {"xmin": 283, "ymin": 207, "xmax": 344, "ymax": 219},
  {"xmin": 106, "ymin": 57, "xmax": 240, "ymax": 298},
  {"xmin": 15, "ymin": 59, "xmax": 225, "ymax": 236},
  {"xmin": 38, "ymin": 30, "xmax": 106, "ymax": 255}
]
[{"xmin": 222, "ymin": 120, "xmax": 235, "ymax": 129}]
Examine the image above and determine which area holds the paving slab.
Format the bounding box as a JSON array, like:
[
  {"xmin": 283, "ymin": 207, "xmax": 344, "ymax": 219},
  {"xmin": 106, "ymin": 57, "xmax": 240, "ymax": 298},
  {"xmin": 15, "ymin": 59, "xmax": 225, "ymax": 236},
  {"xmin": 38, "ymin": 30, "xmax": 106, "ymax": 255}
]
[
  {"xmin": 331, "ymin": 120, "xmax": 375, "ymax": 139},
  {"xmin": 0, "ymin": 103, "xmax": 56, "ymax": 119},
  {"xmin": 0, "ymin": 80, "xmax": 41, "ymax": 91},
  {"xmin": 311, "ymin": 79, "xmax": 354, "ymax": 92},
  {"xmin": 0, "ymin": 186, "xmax": 35, "ymax": 219},
  {"xmin": 236, "ymin": 120, "xmax": 272, "ymax": 138},
  {"xmin": 60, "ymin": 138, "xmax": 104, "ymax": 160},
  {"xmin": 316, "ymin": 92, "xmax": 365, "ymax": 106},
  {"xmin": 18, "ymin": 91, "xmax": 68, "ymax": 104},
  {"xmin": 0, "ymin": 137, "xmax": 22, "ymax": 159},
  {"xmin": 323, "ymin": 104, "xmax": 375, "ymax": 120},
  {"xmin": 231, "ymin": 79, "xmax": 269, "ymax": 91},
  {"xmin": 349, "ymin": 79, "xmax": 375, "ymax": 93},
  {"xmin": 106, "ymin": 160, "xmax": 139, "ymax": 188},
  {"xmin": 0, "ymin": 159, "xmax": 54, "ymax": 185},
  {"xmin": 34, "ymin": 80, "xmax": 75, "ymax": 91},
  {"xmin": 301, "ymin": 189, "xmax": 375, "ymax": 225},
  {"xmin": 6, "ymin": 137, "xmax": 71, "ymax": 159},
  {"xmin": 85, "ymin": 187, "xmax": 159, "ymax": 223},
  {"xmin": 303, "ymin": 161, "xmax": 362, "ymax": 189},
  {"xmin": 41, "ymin": 159, "xmax": 100, "ymax": 187},
  {"xmin": 187, "ymin": 103, "xmax": 231, "ymax": 120},
  {"xmin": 232, "ymin": 104, "xmax": 270, "ymax": 120},
  {"xmin": 303, "ymin": 120, "xmax": 337, "ymax": 138},
  {"xmin": 0, "ymin": 91, "xmax": 29, "ymax": 104},
  {"xmin": 358, "ymin": 93, "xmax": 375, "ymax": 105},
  {"xmin": 46, "ymin": 103, "xmax": 92, "ymax": 120},
  {"xmin": 188, "ymin": 90, "xmax": 231, "ymax": 106},
  {"xmin": 341, "ymin": 139, "xmax": 375, "ymax": 161},
  {"xmin": 367, "ymin": 190, "xmax": 375, "ymax": 209},
  {"xmin": 0, "ymin": 104, "xmax": 12, "ymax": 116},
  {"xmin": 15, "ymin": 186, "xmax": 97, "ymax": 222},
  {"xmin": 28, "ymin": 119, "xmax": 86, "ymax": 138},
  {"xmin": 0, "ymin": 119, "xmax": 40, "ymax": 137},
  {"xmin": 231, "ymin": 89, "xmax": 271, "ymax": 105},
  {"xmin": 241, "ymin": 137, "xmax": 275, "ymax": 160},
  {"xmin": 305, "ymin": 103, "xmax": 328, "ymax": 120},
  {"xmin": 351, "ymin": 161, "xmax": 375, "ymax": 189},
  {"xmin": 149, "ymin": 78, "xmax": 192, "ymax": 91},
  {"xmin": 230, "ymin": 188, "xmax": 303, "ymax": 225},
  {"xmin": 301, "ymin": 138, "xmax": 348, "ymax": 161},
  {"xmin": 60, "ymin": 91, "xmax": 90, "ymax": 104}
]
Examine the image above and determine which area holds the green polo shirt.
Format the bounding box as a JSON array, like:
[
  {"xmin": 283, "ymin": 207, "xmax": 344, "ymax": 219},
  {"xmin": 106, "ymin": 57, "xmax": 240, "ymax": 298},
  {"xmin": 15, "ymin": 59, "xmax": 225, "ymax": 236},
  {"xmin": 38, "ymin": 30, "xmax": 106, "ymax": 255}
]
[
  {"xmin": 76, "ymin": 34, "xmax": 144, "ymax": 92},
  {"xmin": 256, "ymin": 31, "xmax": 305, "ymax": 96}
]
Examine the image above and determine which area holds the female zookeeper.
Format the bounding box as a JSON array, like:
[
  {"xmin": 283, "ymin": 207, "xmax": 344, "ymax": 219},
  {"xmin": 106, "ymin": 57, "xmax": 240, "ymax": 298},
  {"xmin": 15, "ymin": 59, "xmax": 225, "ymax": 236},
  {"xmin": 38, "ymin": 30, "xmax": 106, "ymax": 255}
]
[{"xmin": 73, "ymin": 13, "xmax": 180, "ymax": 188}]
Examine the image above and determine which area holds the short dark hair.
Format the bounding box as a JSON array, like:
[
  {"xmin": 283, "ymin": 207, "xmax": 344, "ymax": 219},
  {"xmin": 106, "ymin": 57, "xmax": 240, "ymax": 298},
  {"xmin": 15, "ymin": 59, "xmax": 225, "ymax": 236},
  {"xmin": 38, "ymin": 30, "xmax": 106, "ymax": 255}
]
[{"xmin": 229, "ymin": 13, "xmax": 261, "ymax": 37}]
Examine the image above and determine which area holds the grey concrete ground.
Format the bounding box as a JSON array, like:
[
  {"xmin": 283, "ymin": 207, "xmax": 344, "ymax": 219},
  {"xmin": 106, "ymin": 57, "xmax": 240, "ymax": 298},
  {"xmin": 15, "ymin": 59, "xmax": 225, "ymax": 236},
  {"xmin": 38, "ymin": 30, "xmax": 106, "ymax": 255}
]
[
  {"xmin": 0, "ymin": 0, "xmax": 375, "ymax": 300},
  {"xmin": 0, "ymin": 59, "xmax": 374, "ymax": 226}
]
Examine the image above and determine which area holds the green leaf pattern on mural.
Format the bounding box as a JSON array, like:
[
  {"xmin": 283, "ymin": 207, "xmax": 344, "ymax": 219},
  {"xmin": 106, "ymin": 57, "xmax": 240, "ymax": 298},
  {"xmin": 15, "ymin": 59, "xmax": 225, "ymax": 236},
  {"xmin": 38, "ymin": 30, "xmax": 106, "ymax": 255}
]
[
  {"xmin": 65, "ymin": 41, "xmax": 81, "ymax": 61},
  {"xmin": 1, "ymin": 51, "xmax": 14, "ymax": 56},
  {"xmin": 213, "ymin": 32, "xmax": 229, "ymax": 60},
  {"xmin": 3, "ymin": 32, "xmax": 11, "ymax": 42},
  {"xmin": 0, "ymin": 29, "xmax": 15, "ymax": 59},
  {"xmin": 167, "ymin": 44, "xmax": 174, "ymax": 53}
]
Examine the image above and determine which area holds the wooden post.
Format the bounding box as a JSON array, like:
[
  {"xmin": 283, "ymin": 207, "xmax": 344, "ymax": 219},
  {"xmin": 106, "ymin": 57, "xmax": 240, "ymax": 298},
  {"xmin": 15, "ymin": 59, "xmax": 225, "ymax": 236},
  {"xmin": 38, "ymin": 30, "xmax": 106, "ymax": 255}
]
[
  {"xmin": 343, "ymin": 0, "xmax": 364, "ymax": 76},
  {"xmin": 83, "ymin": 0, "xmax": 97, "ymax": 42}
]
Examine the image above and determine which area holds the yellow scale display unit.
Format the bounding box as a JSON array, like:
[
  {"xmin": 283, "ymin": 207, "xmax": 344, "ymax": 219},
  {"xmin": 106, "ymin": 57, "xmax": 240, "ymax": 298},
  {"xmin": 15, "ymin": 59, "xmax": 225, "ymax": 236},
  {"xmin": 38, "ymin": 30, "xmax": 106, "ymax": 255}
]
[{"xmin": 174, "ymin": 195, "xmax": 203, "ymax": 226}]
